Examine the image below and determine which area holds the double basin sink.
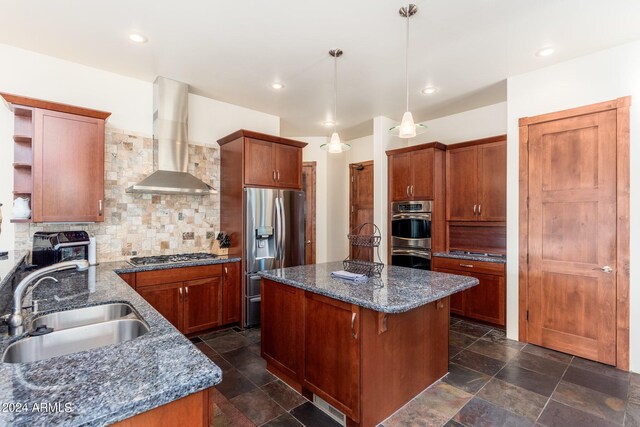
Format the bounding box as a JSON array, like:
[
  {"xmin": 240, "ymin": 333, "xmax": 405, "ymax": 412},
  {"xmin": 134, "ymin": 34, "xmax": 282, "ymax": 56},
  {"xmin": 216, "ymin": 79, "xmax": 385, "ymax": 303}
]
[{"xmin": 3, "ymin": 303, "xmax": 149, "ymax": 364}]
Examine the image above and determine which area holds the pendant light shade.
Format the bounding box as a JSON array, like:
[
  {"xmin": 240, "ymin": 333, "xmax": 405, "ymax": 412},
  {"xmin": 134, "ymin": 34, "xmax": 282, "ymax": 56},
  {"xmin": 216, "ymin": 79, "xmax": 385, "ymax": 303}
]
[
  {"xmin": 321, "ymin": 49, "xmax": 351, "ymax": 153},
  {"xmin": 389, "ymin": 4, "xmax": 427, "ymax": 138}
]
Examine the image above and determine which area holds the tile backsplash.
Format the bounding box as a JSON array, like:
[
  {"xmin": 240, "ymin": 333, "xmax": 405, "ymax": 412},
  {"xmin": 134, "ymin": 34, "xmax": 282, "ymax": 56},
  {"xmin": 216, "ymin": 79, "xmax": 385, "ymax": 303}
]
[{"xmin": 14, "ymin": 127, "xmax": 220, "ymax": 262}]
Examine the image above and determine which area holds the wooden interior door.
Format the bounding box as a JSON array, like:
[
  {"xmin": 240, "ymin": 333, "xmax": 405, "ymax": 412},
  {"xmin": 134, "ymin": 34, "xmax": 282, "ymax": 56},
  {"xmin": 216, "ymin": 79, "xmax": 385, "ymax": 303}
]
[
  {"xmin": 446, "ymin": 146, "xmax": 478, "ymax": 221},
  {"xmin": 527, "ymin": 110, "xmax": 617, "ymax": 365},
  {"xmin": 302, "ymin": 162, "xmax": 317, "ymax": 265},
  {"xmin": 349, "ymin": 161, "xmax": 374, "ymax": 261},
  {"xmin": 477, "ymin": 140, "xmax": 507, "ymax": 221},
  {"xmin": 183, "ymin": 277, "xmax": 222, "ymax": 334}
]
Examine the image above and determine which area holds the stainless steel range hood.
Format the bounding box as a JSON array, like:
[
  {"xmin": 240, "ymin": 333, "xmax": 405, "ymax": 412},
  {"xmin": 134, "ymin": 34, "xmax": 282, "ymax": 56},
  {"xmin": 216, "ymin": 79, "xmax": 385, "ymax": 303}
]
[{"xmin": 127, "ymin": 76, "xmax": 215, "ymax": 195}]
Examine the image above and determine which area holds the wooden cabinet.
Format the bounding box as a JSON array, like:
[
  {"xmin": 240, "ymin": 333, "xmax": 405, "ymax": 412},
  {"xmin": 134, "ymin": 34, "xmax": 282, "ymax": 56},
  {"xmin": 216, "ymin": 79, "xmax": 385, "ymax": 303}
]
[
  {"xmin": 446, "ymin": 137, "xmax": 506, "ymax": 222},
  {"xmin": 432, "ymin": 256, "xmax": 506, "ymax": 327},
  {"xmin": 131, "ymin": 263, "xmax": 239, "ymax": 335},
  {"xmin": 261, "ymin": 278, "xmax": 449, "ymax": 427},
  {"xmin": 388, "ymin": 145, "xmax": 441, "ymax": 202},
  {"xmin": 243, "ymin": 135, "xmax": 303, "ymax": 189},
  {"xmin": 304, "ymin": 293, "xmax": 360, "ymax": 421},
  {"xmin": 261, "ymin": 280, "xmax": 305, "ymax": 384},
  {"xmin": 222, "ymin": 262, "xmax": 241, "ymax": 325},
  {"xmin": 0, "ymin": 93, "xmax": 110, "ymax": 223},
  {"xmin": 183, "ymin": 277, "xmax": 223, "ymax": 334}
]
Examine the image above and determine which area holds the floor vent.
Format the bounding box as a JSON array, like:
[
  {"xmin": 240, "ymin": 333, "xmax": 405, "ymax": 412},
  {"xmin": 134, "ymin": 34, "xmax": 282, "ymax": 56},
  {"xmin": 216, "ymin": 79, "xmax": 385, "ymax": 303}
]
[{"xmin": 312, "ymin": 394, "xmax": 346, "ymax": 426}]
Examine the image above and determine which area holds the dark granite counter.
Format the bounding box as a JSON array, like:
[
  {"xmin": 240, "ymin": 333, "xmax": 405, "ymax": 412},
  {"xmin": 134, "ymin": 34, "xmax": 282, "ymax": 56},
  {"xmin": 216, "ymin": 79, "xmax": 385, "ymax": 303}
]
[
  {"xmin": 0, "ymin": 258, "xmax": 222, "ymax": 426},
  {"xmin": 258, "ymin": 261, "xmax": 479, "ymax": 314},
  {"xmin": 111, "ymin": 256, "xmax": 241, "ymax": 274},
  {"xmin": 433, "ymin": 252, "xmax": 506, "ymax": 264},
  {"xmin": 0, "ymin": 251, "xmax": 28, "ymax": 289}
]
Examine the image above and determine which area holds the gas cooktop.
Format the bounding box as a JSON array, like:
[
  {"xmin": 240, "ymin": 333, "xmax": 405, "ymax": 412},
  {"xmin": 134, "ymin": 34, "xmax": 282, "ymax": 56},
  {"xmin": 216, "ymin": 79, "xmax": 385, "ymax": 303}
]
[{"xmin": 128, "ymin": 252, "xmax": 218, "ymax": 266}]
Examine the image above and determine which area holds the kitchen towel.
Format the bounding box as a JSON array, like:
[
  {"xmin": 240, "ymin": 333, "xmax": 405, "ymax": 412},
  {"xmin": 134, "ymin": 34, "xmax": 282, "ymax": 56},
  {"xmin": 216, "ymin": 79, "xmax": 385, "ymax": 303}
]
[{"xmin": 331, "ymin": 270, "xmax": 368, "ymax": 282}]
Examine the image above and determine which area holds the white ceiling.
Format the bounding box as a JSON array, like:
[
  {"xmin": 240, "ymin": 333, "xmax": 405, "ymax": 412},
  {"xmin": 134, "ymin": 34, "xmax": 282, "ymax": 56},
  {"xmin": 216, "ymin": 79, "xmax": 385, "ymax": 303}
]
[{"xmin": 1, "ymin": 1, "xmax": 640, "ymax": 138}]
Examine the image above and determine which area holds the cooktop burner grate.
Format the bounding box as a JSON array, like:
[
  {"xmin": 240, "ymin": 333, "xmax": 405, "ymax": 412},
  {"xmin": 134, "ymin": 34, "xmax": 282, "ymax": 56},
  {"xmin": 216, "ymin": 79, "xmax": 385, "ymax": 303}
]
[{"xmin": 129, "ymin": 252, "xmax": 217, "ymax": 266}]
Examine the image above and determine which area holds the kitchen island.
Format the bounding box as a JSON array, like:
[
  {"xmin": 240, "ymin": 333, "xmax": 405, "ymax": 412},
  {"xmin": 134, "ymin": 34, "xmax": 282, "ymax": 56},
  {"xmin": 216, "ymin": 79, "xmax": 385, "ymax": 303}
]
[
  {"xmin": 0, "ymin": 254, "xmax": 223, "ymax": 427},
  {"xmin": 258, "ymin": 262, "xmax": 479, "ymax": 427}
]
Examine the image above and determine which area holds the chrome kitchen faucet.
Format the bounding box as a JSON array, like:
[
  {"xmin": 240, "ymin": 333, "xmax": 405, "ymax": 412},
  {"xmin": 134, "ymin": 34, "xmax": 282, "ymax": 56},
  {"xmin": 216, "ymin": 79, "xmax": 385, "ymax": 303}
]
[{"xmin": 5, "ymin": 260, "xmax": 89, "ymax": 336}]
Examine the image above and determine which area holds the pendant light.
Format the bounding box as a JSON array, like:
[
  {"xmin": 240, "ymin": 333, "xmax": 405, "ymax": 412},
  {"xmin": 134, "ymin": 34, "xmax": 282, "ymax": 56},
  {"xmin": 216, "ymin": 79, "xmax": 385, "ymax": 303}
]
[
  {"xmin": 389, "ymin": 4, "xmax": 427, "ymax": 138},
  {"xmin": 321, "ymin": 49, "xmax": 351, "ymax": 153}
]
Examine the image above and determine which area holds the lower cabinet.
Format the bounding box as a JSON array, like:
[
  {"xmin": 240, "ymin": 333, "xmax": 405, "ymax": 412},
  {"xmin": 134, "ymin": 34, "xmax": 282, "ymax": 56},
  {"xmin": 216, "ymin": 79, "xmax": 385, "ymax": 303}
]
[
  {"xmin": 120, "ymin": 262, "xmax": 240, "ymax": 335},
  {"xmin": 432, "ymin": 256, "xmax": 506, "ymax": 327},
  {"xmin": 303, "ymin": 293, "xmax": 360, "ymax": 421},
  {"xmin": 261, "ymin": 279, "xmax": 449, "ymax": 426}
]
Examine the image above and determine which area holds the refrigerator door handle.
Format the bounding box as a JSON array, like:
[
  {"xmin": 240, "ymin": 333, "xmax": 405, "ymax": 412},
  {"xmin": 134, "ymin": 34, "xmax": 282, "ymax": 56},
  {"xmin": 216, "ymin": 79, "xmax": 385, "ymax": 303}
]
[
  {"xmin": 274, "ymin": 193, "xmax": 282, "ymax": 267},
  {"xmin": 278, "ymin": 195, "xmax": 286, "ymax": 264}
]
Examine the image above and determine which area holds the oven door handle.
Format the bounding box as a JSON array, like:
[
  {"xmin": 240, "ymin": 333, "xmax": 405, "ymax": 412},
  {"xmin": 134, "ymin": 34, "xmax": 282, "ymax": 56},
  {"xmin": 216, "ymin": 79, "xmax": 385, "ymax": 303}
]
[
  {"xmin": 391, "ymin": 213, "xmax": 432, "ymax": 221},
  {"xmin": 391, "ymin": 249, "xmax": 432, "ymax": 260}
]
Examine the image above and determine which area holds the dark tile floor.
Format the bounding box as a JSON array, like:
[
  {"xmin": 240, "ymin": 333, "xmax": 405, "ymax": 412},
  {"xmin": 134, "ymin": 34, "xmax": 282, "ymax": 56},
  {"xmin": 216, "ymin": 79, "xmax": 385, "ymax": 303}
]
[{"xmin": 193, "ymin": 317, "xmax": 640, "ymax": 427}]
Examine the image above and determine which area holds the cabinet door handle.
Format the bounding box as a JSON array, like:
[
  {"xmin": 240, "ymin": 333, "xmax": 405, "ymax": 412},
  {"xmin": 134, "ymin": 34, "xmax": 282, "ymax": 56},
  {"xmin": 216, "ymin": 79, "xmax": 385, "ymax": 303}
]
[
  {"xmin": 478, "ymin": 204, "xmax": 481, "ymax": 216},
  {"xmin": 185, "ymin": 286, "xmax": 189, "ymax": 301},
  {"xmin": 224, "ymin": 266, "xmax": 228, "ymax": 276},
  {"xmin": 410, "ymin": 185, "xmax": 414, "ymax": 197},
  {"xmin": 277, "ymin": 170, "xmax": 280, "ymax": 182},
  {"xmin": 406, "ymin": 186, "xmax": 410, "ymax": 197},
  {"xmin": 98, "ymin": 199, "xmax": 103, "ymax": 216},
  {"xmin": 179, "ymin": 287, "xmax": 183, "ymax": 303},
  {"xmin": 351, "ymin": 312, "xmax": 357, "ymax": 339},
  {"xmin": 473, "ymin": 204, "xmax": 477, "ymax": 215},
  {"xmin": 459, "ymin": 263, "xmax": 474, "ymax": 268}
]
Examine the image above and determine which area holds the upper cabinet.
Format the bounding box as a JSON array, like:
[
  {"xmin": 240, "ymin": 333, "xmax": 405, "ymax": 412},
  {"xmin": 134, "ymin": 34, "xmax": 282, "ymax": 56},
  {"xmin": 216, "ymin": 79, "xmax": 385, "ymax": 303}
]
[
  {"xmin": 446, "ymin": 136, "xmax": 506, "ymax": 222},
  {"xmin": 387, "ymin": 144, "xmax": 444, "ymax": 202},
  {"xmin": 220, "ymin": 130, "xmax": 306, "ymax": 190},
  {"xmin": 2, "ymin": 93, "xmax": 110, "ymax": 223}
]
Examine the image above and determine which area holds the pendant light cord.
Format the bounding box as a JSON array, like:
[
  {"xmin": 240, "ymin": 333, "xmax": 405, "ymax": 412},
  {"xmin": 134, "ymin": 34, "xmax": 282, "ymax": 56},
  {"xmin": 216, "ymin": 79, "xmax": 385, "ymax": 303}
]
[
  {"xmin": 334, "ymin": 53, "xmax": 338, "ymax": 134},
  {"xmin": 405, "ymin": 4, "xmax": 410, "ymax": 113}
]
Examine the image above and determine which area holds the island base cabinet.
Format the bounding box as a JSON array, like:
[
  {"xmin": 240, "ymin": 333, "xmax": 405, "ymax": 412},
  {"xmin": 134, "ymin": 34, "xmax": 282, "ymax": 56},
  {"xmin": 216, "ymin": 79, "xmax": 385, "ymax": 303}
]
[
  {"xmin": 261, "ymin": 280, "xmax": 304, "ymax": 386},
  {"xmin": 304, "ymin": 293, "xmax": 360, "ymax": 422},
  {"xmin": 114, "ymin": 388, "xmax": 210, "ymax": 426},
  {"xmin": 261, "ymin": 278, "xmax": 450, "ymax": 427}
]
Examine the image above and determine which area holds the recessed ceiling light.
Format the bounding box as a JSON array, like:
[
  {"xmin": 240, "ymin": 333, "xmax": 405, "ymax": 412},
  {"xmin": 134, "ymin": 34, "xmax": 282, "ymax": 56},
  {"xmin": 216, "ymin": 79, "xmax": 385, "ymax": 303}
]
[
  {"xmin": 128, "ymin": 32, "xmax": 148, "ymax": 44},
  {"xmin": 536, "ymin": 46, "xmax": 555, "ymax": 57},
  {"xmin": 271, "ymin": 82, "xmax": 285, "ymax": 90},
  {"xmin": 322, "ymin": 120, "xmax": 335, "ymax": 127},
  {"xmin": 421, "ymin": 86, "xmax": 438, "ymax": 95}
]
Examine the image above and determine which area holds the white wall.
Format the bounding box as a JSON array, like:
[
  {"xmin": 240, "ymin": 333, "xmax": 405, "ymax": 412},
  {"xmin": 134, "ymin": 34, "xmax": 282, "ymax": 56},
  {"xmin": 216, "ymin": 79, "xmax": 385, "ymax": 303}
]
[
  {"xmin": 409, "ymin": 102, "xmax": 507, "ymax": 145},
  {"xmin": 0, "ymin": 43, "xmax": 279, "ymax": 251},
  {"xmin": 506, "ymin": 40, "xmax": 640, "ymax": 372}
]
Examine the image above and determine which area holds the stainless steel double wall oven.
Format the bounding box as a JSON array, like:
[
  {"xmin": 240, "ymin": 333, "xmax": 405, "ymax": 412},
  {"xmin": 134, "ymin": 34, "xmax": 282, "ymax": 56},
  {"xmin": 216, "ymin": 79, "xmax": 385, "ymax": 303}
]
[{"xmin": 390, "ymin": 200, "xmax": 432, "ymax": 270}]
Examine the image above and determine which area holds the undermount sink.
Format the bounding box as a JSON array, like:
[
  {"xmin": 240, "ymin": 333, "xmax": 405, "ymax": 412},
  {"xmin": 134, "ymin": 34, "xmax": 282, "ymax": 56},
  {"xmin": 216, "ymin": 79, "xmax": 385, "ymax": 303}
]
[
  {"xmin": 30, "ymin": 303, "xmax": 138, "ymax": 331},
  {"xmin": 3, "ymin": 303, "xmax": 149, "ymax": 364}
]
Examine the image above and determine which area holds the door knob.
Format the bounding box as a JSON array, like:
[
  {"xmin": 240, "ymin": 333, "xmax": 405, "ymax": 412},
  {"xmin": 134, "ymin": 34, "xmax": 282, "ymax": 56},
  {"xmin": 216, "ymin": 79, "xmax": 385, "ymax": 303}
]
[
  {"xmin": 305, "ymin": 240, "xmax": 312, "ymax": 244},
  {"xmin": 593, "ymin": 266, "xmax": 613, "ymax": 273}
]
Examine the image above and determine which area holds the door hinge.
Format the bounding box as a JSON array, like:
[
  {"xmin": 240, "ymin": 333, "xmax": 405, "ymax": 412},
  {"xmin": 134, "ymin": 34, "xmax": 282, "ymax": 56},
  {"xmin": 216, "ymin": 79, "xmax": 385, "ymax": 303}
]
[{"xmin": 526, "ymin": 310, "xmax": 529, "ymax": 321}]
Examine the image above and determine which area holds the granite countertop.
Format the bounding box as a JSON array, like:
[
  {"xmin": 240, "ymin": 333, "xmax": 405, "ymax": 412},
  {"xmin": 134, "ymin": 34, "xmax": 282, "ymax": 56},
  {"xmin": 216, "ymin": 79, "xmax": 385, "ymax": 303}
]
[
  {"xmin": 0, "ymin": 251, "xmax": 29, "ymax": 289},
  {"xmin": 433, "ymin": 252, "xmax": 507, "ymax": 264},
  {"xmin": 111, "ymin": 255, "xmax": 242, "ymax": 274},
  {"xmin": 258, "ymin": 261, "xmax": 479, "ymax": 314},
  {"xmin": 0, "ymin": 259, "xmax": 222, "ymax": 426}
]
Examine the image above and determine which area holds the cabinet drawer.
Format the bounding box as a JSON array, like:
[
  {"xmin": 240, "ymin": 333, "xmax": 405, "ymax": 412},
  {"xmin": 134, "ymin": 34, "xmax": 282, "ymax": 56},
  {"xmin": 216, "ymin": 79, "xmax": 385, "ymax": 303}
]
[
  {"xmin": 432, "ymin": 256, "xmax": 504, "ymax": 276},
  {"xmin": 136, "ymin": 264, "xmax": 223, "ymax": 287}
]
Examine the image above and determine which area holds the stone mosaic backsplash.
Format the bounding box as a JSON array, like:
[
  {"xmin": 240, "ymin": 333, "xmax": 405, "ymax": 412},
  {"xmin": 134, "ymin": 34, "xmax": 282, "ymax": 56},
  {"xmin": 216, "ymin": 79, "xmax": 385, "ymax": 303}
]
[{"xmin": 14, "ymin": 127, "xmax": 220, "ymax": 262}]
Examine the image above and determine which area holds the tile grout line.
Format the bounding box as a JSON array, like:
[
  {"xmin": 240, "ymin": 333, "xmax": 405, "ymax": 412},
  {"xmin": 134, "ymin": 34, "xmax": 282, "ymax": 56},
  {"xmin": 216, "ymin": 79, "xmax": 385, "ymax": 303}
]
[{"xmin": 532, "ymin": 354, "xmax": 573, "ymax": 426}]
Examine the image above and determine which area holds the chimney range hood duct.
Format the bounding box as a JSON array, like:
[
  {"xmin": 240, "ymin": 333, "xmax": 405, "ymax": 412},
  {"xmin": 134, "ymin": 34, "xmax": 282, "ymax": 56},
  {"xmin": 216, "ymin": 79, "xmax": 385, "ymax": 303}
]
[{"xmin": 127, "ymin": 76, "xmax": 214, "ymax": 195}]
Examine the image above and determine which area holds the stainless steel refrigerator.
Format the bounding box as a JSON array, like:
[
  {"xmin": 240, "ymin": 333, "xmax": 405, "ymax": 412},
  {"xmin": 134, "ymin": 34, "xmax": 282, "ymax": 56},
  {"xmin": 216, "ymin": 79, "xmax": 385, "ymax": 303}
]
[{"xmin": 244, "ymin": 187, "xmax": 305, "ymax": 327}]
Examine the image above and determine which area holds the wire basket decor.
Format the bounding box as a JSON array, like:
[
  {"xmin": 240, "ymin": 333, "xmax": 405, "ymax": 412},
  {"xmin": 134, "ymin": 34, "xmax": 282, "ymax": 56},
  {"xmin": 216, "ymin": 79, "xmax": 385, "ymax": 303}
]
[{"xmin": 343, "ymin": 223, "xmax": 384, "ymax": 277}]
